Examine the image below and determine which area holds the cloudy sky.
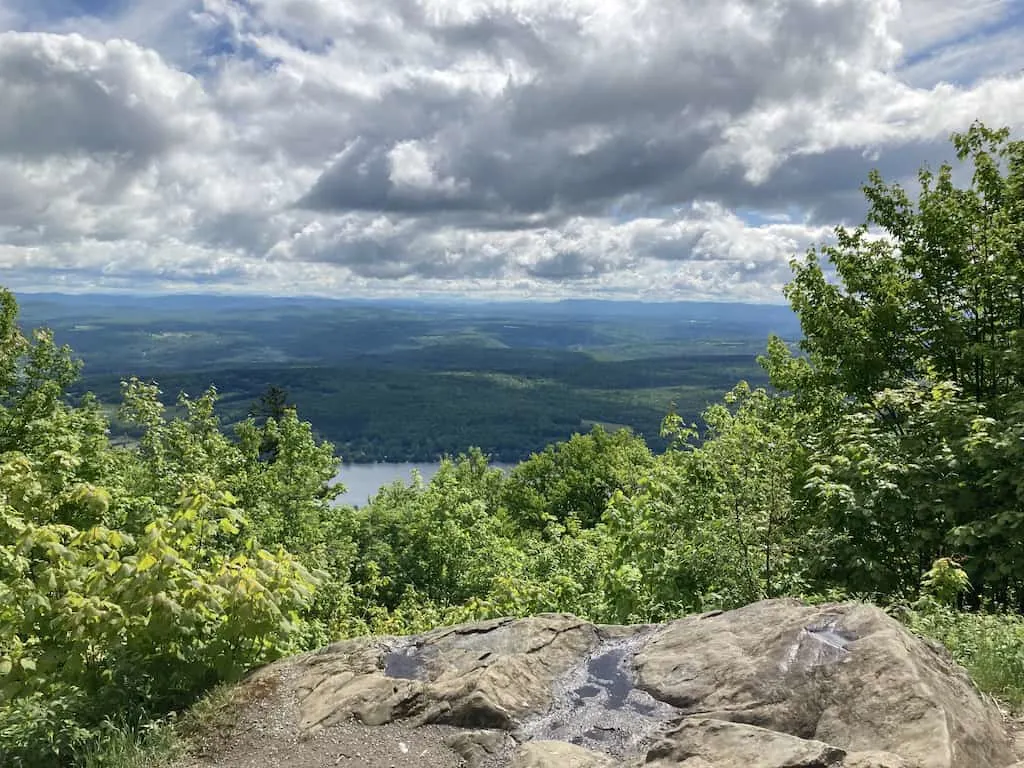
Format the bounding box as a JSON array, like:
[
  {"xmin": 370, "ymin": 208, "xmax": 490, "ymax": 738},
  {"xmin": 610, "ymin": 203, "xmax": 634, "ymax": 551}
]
[{"xmin": 1, "ymin": 0, "xmax": 1023, "ymax": 302}]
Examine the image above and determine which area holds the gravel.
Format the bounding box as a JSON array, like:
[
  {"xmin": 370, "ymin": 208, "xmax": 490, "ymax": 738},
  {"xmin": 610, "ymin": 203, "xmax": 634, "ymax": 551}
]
[{"xmin": 177, "ymin": 667, "xmax": 465, "ymax": 768}]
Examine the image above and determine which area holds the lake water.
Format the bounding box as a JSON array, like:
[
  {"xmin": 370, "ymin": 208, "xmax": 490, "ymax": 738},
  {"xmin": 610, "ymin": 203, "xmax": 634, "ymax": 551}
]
[{"xmin": 331, "ymin": 462, "xmax": 515, "ymax": 507}]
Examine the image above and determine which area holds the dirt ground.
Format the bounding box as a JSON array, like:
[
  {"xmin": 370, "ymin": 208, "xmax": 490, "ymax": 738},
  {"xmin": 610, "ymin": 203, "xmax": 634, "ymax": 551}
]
[{"xmin": 175, "ymin": 670, "xmax": 467, "ymax": 768}]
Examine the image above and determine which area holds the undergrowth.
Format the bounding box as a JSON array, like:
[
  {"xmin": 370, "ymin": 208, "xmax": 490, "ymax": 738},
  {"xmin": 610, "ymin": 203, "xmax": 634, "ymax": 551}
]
[
  {"xmin": 76, "ymin": 685, "xmax": 238, "ymax": 768},
  {"xmin": 905, "ymin": 605, "xmax": 1024, "ymax": 713}
]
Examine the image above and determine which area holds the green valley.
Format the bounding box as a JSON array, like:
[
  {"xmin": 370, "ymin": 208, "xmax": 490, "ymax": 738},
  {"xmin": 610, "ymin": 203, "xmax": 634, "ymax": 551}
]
[{"xmin": 18, "ymin": 295, "xmax": 800, "ymax": 461}]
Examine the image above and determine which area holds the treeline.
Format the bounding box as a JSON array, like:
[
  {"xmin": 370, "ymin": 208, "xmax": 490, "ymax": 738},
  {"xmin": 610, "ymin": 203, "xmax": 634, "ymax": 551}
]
[{"xmin": 5, "ymin": 121, "xmax": 1024, "ymax": 765}]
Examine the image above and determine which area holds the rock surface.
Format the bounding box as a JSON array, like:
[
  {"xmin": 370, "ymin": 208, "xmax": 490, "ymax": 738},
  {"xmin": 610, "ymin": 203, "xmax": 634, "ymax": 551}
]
[
  {"xmin": 644, "ymin": 718, "xmax": 908, "ymax": 768},
  {"xmin": 182, "ymin": 600, "xmax": 1018, "ymax": 768},
  {"xmin": 510, "ymin": 741, "xmax": 618, "ymax": 767},
  {"xmin": 634, "ymin": 599, "xmax": 1011, "ymax": 768}
]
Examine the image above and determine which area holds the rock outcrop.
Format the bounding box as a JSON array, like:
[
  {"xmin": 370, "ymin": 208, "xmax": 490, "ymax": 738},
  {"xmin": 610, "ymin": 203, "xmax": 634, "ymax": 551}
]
[
  {"xmin": 634, "ymin": 599, "xmax": 1009, "ymax": 768},
  {"xmin": 201, "ymin": 600, "xmax": 1018, "ymax": 768}
]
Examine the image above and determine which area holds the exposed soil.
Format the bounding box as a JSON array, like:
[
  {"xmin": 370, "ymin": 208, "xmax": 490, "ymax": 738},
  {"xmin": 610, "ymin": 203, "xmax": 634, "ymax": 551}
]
[{"xmin": 176, "ymin": 667, "xmax": 465, "ymax": 768}]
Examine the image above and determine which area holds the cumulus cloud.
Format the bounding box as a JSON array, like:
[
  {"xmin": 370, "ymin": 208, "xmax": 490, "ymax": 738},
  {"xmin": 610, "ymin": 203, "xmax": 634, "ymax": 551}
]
[
  {"xmin": 1, "ymin": 0, "xmax": 1024, "ymax": 300},
  {"xmin": 0, "ymin": 32, "xmax": 215, "ymax": 160}
]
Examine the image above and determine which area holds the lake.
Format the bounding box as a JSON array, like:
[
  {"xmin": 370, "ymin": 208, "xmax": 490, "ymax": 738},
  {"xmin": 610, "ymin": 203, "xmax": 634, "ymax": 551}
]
[{"xmin": 331, "ymin": 462, "xmax": 515, "ymax": 507}]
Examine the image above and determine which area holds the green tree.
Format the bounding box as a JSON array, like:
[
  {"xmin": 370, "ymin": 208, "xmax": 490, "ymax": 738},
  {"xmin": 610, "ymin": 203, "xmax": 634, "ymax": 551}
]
[
  {"xmin": 501, "ymin": 426, "xmax": 654, "ymax": 529},
  {"xmin": 343, "ymin": 451, "xmax": 519, "ymax": 628},
  {"xmin": 601, "ymin": 384, "xmax": 807, "ymax": 622},
  {"xmin": 780, "ymin": 121, "xmax": 1024, "ymax": 409},
  {"xmin": 799, "ymin": 381, "xmax": 966, "ymax": 598},
  {"xmin": 0, "ymin": 289, "xmax": 329, "ymax": 765},
  {"xmin": 690, "ymin": 384, "xmax": 806, "ymax": 600},
  {"xmin": 248, "ymin": 385, "xmax": 292, "ymax": 463},
  {"xmin": 249, "ymin": 385, "xmax": 291, "ymax": 424},
  {"xmin": 114, "ymin": 377, "xmax": 352, "ymax": 643},
  {"xmin": 0, "ymin": 289, "xmax": 108, "ymax": 477},
  {"xmin": 766, "ymin": 122, "xmax": 1024, "ymax": 603}
]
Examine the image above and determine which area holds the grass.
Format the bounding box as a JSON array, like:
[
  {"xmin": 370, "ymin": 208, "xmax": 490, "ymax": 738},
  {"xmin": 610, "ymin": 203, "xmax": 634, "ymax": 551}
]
[
  {"xmin": 79, "ymin": 723, "xmax": 182, "ymax": 768},
  {"xmin": 906, "ymin": 604, "xmax": 1024, "ymax": 712},
  {"xmin": 77, "ymin": 685, "xmax": 240, "ymax": 768}
]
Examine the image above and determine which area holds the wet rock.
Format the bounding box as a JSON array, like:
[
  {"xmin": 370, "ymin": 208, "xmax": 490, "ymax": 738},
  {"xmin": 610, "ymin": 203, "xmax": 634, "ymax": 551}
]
[
  {"xmin": 238, "ymin": 600, "xmax": 1015, "ymax": 768},
  {"xmin": 634, "ymin": 599, "xmax": 1014, "ymax": 768},
  {"xmin": 516, "ymin": 630, "xmax": 675, "ymax": 759}
]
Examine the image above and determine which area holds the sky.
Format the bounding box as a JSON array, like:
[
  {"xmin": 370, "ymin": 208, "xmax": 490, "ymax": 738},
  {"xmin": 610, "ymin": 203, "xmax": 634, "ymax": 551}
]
[{"xmin": 1, "ymin": 0, "xmax": 1023, "ymax": 303}]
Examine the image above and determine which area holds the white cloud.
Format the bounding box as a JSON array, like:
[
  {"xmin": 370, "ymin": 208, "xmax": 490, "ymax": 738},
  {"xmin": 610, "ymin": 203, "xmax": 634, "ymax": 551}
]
[
  {"xmin": 895, "ymin": 0, "xmax": 1011, "ymax": 57},
  {"xmin": 0, "ymin": 32, "xmax": 218, "ymax": 160},
  {"xmin": 0, "ymin": 0, "xmax": 1023, "ymax": 301}
]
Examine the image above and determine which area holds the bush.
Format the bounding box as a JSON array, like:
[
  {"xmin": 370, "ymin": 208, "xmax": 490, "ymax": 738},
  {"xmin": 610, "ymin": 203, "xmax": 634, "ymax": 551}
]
[
  {"xmin": 0, "ymin": 287, "xmax": 329, "ymax": 765},
  {"xmin": 0, "ymin": 460, "xmax": 317, "ymax": 766}
]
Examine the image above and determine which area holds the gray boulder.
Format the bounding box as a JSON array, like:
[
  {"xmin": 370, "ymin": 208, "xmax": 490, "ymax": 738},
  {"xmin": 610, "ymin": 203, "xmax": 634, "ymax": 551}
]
[
  {"xmin": 634, "ymin": 599, "xmax": 1011, "ymax": 768},
  {"xmin": 225, "ymin": 600, "xmax": 1017, "ymax": 768}
]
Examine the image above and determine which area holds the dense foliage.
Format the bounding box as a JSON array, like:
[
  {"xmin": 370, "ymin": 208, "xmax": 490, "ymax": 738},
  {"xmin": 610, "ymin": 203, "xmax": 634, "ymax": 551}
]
[
  {"xmin": 0, "ymin": 296, "xmax": 343, "ymax": 765},
  {"xmin": 5, "ymin": 121, "xmax": 1024, "ymax": 765},
  {"xmin": 775, "ymin": 120, "xmax": 1024, "ymax": 607}
]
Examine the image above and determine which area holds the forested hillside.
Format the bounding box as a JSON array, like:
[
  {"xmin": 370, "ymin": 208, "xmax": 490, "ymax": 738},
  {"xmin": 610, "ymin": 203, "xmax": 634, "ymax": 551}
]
[
  {"xmin": 4, "ymin": 122, "xmax": 1024, "ymax": 766},
  {"xmin": 17, "ymin": 294, "xmax": 798, "ymax": 462}
]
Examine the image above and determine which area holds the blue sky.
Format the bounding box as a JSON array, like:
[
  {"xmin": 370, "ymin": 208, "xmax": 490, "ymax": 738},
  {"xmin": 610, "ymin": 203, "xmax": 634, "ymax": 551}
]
[{"xmin": 1, "ymin": 0, "xmax": 1023, "ymax": 301}]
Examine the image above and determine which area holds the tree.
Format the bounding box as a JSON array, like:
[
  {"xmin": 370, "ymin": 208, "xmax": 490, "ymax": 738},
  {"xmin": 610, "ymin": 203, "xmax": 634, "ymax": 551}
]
[
  {"xmin": 591, "ymin": 383, "xmax": 811, "ymax": 624},
  {"xmin": 780, "ymin": 121, "xmax": 1024, "ymax": 410},
  {"xmin": 249, "ymin": 385, "xmax": 291, "ymax": 424},
  {"xmin": 765, "ymin": 122, "xmax": 1024, "ymax": 603},
  {"xmin": 501, "ymin": 426, "xmax": 654, "ymax": 529},
  {"xmin": 0, "ymin": 289, "xmax": 331, "ymax": 765},
  {"xmin": 0, "ymin": 289, "xmax": 103, "ymax": 465},
  {"xmin": 248, "ymin": 385, "xmax": 293, "ymax": 463},
  {"xmin": 344, "ymin": 451, "xmax": 517, "ymax": 617}
]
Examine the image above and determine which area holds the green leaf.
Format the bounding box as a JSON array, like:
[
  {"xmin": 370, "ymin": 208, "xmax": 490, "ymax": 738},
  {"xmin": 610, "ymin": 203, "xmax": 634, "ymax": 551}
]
[{"xmin": 219, "ymin": 518, "xmax": 240, "ymax": 535}]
